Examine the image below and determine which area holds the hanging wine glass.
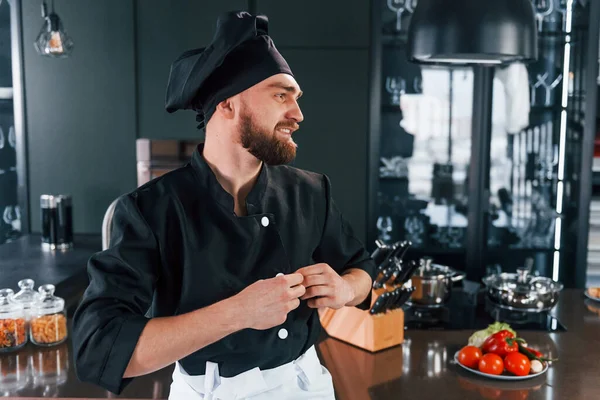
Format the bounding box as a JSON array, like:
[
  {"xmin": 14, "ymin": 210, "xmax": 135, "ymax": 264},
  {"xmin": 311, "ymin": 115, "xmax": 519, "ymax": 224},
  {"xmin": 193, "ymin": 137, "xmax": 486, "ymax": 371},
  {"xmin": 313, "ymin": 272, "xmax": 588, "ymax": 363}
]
[
  {"xmin": 8, "ymin": 126, "xmax": 15, "ymax": 148},
  {"xmin": 405, "ymin": 0, "xmax": 418, "ymax": 13},
  {"xmin": 531, "ymin": 72, "xmax": 563, "ymax": 106},
  {"xmin": 376, "ymin": 216, "xmax": 393, "ymax": 242},
  {"xmin": 413, "ymin": 76, "xmax": 423, "ymax": 93},
  {"xmin": 387, "ymin": 0, "xmax": 409, "ymax": 32},
  {"xmin": 533, "ymin": 0, "xmax": 554, "ymax": 32},
  {"xmin": 385, "ymin": 76, "xmax": 406, "ymax": 105},
  {"xmin": 404, "ymin": 215, "xmax": 425, "ymax": 246},
  {"xmin": 556, "ymin": 0, "xmax": 571, "ymax": 32}
]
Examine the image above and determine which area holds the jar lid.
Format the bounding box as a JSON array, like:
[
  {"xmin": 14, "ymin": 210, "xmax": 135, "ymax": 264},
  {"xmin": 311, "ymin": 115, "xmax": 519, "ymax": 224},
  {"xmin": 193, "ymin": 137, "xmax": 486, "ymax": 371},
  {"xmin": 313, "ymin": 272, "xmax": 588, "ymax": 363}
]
[
  {"xmin": 0, "ymin": 288, "xmax": 24, "ymax": 319},
  {"xmin": 33, "ymin": 284, "xmax": 64, "ymax": 315},
  {"xmin": 11, "ymin": 279, "xmax": 41, "ymax": 309}
]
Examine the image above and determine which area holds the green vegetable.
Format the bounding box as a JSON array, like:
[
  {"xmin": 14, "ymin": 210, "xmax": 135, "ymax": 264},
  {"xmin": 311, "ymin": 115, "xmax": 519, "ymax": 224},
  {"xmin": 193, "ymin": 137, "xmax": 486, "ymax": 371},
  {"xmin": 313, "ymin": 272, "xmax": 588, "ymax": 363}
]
[
  {"xmin": 467, "ymin": 322, "xmax": 517, "ymax": 348},
  {"xmin": 514, "ymin": 339, "xmax": 558, "ymax": 362}
]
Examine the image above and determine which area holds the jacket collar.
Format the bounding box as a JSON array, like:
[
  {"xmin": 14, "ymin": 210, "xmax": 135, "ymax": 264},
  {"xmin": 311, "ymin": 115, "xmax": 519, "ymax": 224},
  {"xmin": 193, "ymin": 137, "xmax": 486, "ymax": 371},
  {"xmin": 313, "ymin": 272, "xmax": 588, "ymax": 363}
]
[{"xmin": 190, "ymin": 143, "xmax": 268, "ymax": 215}]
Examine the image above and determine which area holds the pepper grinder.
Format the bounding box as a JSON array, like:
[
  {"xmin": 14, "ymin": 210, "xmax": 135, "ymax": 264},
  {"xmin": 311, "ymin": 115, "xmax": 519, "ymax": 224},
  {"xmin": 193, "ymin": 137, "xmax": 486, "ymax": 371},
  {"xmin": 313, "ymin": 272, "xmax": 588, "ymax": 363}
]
[{"xmin": 40, "ymin": 195, "xmax": 73, "ymax": 251}]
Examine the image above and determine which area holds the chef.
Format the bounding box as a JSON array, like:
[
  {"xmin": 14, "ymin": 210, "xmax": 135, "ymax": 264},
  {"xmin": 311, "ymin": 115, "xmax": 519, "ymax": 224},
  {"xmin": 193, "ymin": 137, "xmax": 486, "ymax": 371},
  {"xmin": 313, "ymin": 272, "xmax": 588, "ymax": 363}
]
[{"xmin": 72, "ymin": 11, "xmax": 375, "ymax": 400}]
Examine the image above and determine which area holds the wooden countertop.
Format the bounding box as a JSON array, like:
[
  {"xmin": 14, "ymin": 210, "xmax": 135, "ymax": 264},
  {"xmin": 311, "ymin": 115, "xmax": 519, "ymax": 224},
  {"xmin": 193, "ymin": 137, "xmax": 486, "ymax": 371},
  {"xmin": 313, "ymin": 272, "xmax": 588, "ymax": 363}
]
[{"xmin": 1, "ymin": 290, "xmax": 599, "ymax": 399}]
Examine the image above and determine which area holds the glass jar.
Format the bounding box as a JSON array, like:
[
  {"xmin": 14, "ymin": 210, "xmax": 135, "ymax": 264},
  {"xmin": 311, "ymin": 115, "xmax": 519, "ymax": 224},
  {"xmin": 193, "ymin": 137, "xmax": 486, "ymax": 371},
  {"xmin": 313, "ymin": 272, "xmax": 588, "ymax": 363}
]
[
  {"xmin": 0, "ymin": 288, "xmax": 27, "ymax": 352},
  {"xmin": 30, "ymin": 285, "xmax": 68, "ymax": 346},
  {"xmin": 11, "ymin": 279, "xmax": 41, "ymax": 333}
]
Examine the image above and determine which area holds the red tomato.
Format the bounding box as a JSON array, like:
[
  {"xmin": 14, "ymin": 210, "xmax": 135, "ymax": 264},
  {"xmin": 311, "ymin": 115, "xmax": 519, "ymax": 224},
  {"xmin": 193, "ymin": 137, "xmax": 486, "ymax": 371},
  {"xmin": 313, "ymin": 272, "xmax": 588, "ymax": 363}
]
[
  {"xmin": 478, "ymin": 353, "xmax": 504, "ymax": 375},
  {"xmin": 504, "ymin": 352, "xmax": 531, "ymax": 376},
  {"xmin": 458, "ymin": 345, "xmax": 483, "ymax": 368}
]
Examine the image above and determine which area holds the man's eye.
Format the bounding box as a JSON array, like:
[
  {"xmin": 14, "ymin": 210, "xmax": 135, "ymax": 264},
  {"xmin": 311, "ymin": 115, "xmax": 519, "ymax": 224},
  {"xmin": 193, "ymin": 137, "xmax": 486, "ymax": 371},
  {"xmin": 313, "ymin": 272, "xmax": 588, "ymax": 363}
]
[{"xmin": 276, "ymin": 93, "xmax": 286, "ymax": 100}]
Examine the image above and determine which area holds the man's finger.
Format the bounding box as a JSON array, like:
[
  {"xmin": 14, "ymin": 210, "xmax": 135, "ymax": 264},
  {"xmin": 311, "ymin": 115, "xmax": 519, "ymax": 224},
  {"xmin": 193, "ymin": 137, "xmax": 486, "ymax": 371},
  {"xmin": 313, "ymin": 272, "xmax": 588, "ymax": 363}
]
[
  {"xmin": 281, "ymin": 273, "xmax": 304, "ymax": 287},
  {"xmin": 290, "ymin": 284, "xmax": 306, "ymax": 299},
  {"xmin": 300, "ymin": 285, "xmax": 331, "ymax": 300},
  {"xmin": 296, "ymin": 263, "xmax": 326, "ymax": 277},
  {"xmin": 307, "ymin": 297, "xmax": 330, "ymax": 308},
  {"xmin": 302, "ymin": 274, "xmax": 328, "ymax": 288}
]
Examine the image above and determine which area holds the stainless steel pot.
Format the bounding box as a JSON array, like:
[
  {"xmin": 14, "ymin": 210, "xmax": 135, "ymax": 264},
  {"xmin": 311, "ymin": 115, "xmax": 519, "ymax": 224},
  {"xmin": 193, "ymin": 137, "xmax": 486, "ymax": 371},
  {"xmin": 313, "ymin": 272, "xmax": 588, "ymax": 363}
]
[
  {"xmin": 410, "ymin": 258, "xmax": 466, "ymax": 306},
  {"xmin": 482, "ymin": 263, "xmax": 563, "ymax": 312}
]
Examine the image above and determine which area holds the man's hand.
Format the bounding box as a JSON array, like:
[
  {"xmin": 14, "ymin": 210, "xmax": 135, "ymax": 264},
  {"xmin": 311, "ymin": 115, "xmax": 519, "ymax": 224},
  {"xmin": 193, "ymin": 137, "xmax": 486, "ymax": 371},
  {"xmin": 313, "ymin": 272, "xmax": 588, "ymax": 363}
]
[
  {"xmin": 296, "ymin": 263, "xmax": 355, "ymax": 309},
  {"xmin": 234, "ymin": 273, "xmax": 306, "ymax": 330}
]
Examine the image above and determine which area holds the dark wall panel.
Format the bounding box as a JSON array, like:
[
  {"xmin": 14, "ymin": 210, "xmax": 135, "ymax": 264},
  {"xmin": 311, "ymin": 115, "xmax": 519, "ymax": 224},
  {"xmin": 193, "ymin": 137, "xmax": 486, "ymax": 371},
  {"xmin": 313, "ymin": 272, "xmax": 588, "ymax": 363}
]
[
  {"xmin": 257, "ymin": 0, "xmax": 370, "ymax": 48},
  {"xmin": 22, "ymin": 0, "xmax": 136, "ymax": 233},
  {"xmin": 136, "ymin": 0, "xmax": 248, "ymax": 140},
  {"xmin": 282, "ymin": 48, "xmax": 370, "ymax": 243}
]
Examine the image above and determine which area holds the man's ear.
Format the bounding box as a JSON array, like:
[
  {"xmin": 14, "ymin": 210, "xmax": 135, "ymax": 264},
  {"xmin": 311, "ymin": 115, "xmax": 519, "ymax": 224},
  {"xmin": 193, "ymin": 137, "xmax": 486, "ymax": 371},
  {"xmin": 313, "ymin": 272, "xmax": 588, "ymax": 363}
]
[{"xmin": 215, "ymin": 98, "xmax": 235, "ymax": 119}]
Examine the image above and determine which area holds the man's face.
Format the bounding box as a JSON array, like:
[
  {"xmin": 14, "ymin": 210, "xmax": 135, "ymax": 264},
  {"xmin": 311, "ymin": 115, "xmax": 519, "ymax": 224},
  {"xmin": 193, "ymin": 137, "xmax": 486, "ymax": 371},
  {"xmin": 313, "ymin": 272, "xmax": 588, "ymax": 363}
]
[{"xmin": 238, "ymin": 74, "xmax": 304, "ymax": 165}]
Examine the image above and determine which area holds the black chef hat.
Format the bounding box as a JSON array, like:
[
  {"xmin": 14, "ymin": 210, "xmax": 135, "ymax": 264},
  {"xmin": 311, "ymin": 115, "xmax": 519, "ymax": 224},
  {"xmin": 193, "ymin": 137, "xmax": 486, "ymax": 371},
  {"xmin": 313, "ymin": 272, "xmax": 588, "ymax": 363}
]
[{"xmin": 164, "ymin": 11, "xmax": 294, "ymax": 129}]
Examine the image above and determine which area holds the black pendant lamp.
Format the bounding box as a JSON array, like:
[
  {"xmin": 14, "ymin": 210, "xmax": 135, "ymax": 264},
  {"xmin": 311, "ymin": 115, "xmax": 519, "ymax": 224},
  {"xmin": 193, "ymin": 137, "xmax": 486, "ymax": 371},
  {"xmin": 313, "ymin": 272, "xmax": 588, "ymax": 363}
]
[{"xmin": 407, "ymin": 0, "xmax": 538, "ymax": 65}]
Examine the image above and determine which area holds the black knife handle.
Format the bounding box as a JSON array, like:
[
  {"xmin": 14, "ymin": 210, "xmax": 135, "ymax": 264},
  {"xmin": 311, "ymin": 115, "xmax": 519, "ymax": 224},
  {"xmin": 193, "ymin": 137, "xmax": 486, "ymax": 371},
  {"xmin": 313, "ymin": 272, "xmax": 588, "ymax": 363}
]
[
  {"xmin": 397, "ymin": 259, "xmax": 421, "ymax": 286},
  {"xmin": 394, "ymin": 287, "xmax": 416, "ymax": 309},
  {"xmin": 383, "ymin": 288, "xmax": 401, "ymax": 312},
  {"xmin": 395, "ymin": 241, "xmax": 412, "ymax": 263},
  {"xmin": 373, "ymin": 267, "xmax": 391, "ymax": 289},
  {"xmin": 369, "ymin": 293, "xmax": 387, "ymax": 315}
]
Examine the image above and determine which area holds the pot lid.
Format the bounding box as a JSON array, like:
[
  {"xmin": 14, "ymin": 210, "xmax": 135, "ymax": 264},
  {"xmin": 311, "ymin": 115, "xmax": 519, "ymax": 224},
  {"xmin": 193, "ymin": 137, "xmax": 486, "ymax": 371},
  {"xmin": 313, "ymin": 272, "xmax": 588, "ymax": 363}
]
[
  {"xmin": 415, "ymin": 257, "xmax": 459, "ymax": 279},
  {"xmin": 483, "ymin": 265, "xmax": 563, "ymax": 294}
]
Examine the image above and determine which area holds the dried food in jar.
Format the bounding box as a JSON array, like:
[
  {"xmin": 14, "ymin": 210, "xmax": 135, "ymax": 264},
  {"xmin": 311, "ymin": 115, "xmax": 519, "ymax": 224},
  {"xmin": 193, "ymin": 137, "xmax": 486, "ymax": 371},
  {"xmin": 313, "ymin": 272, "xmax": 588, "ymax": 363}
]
[
  {"xmin": 0, "ymin": 318, "xmax": 26, "ymax": 349},
  {"xmin": 31, "ymin": 314, "xmax": 67, "ymax": 345}
]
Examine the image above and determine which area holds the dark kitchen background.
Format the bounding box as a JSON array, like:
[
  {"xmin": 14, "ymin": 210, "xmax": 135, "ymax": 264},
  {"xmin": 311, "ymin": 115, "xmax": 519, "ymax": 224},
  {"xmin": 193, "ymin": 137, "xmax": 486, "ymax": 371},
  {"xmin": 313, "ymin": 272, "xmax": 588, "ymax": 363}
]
[
  {"xmin": 1, "ymin": 0, "xmax": 599, "ymax": 288},
  {"xmin": 2, "ymin": 1, "xmax": 600, "ymax": 400}
]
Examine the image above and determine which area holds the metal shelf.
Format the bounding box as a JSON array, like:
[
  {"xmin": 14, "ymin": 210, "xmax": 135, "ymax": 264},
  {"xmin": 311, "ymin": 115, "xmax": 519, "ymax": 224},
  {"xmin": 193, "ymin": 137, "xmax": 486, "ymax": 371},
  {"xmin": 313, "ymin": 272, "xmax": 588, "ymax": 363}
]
[{"xmin": 368, "ymin": 0, "xmax": 600, "ymax": 289}]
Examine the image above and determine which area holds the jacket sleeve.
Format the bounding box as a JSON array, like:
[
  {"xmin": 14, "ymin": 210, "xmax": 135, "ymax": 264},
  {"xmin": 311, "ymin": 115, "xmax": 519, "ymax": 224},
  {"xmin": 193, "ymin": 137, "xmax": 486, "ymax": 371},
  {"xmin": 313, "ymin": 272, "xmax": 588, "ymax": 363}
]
[
  {"xmin": 312, "ymin": 174, "xmax": 376, "ymax": 310},
  {"xmin": 72, "ymin": 193, "xmax": 160, "ymax": 394}
]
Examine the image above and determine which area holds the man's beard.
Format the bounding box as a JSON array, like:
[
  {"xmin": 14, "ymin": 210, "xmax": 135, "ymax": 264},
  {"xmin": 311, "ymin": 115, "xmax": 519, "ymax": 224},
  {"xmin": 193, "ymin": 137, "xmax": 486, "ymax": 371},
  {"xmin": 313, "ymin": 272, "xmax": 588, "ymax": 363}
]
[{"xmin": 239, "ymin": 112, "xmax": 297, "ymax": 165}]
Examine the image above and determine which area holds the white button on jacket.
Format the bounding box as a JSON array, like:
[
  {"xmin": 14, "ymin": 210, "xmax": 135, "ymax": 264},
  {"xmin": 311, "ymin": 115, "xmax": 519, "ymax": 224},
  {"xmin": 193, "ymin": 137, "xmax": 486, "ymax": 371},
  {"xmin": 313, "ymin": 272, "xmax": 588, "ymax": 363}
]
[{"xmin": 260, "ymin": 216, "xmax": 270, "ymax": 227}]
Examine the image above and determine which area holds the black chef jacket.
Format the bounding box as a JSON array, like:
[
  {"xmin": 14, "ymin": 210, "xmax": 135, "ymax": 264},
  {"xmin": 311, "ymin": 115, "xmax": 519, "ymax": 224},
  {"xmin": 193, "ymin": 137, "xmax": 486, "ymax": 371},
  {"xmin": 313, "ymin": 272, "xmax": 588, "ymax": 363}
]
[{"xmin": 72, "ymin": 144, "xmax": 376, "ymax": 394}]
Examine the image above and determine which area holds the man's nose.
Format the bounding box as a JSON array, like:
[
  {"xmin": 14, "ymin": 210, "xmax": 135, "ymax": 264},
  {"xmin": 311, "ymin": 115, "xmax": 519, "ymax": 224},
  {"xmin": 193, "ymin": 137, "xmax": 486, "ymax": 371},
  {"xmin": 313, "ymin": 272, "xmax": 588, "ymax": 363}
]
[{"xmin": 287, "ymin": 100, "xmax": 304, "ymax": 123}]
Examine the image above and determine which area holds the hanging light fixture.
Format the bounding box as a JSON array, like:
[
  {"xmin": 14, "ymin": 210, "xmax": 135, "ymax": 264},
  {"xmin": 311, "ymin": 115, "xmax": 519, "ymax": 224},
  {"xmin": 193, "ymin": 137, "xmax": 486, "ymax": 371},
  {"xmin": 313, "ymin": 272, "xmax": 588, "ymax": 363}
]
[
  {"xmin": 407, "ymin": 0, "xmax": 537, "ymax": 65},
  {"xmin": 34, "ymin": 0, "xmax": 74, "ymax": 58}
]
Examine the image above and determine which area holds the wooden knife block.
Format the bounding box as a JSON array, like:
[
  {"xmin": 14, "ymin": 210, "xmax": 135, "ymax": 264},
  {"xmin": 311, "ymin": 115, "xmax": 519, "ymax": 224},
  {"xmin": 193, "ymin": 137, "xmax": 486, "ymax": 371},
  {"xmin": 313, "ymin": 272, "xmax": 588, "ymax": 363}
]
[{"xmin": 318, "ymin": 288, "xmax": 404, "ymax": 352}]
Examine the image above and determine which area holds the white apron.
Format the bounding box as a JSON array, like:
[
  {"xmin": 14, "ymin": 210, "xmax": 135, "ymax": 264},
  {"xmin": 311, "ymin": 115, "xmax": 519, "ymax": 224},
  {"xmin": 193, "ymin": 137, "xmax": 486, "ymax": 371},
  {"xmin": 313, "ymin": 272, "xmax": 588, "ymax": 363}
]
[{"xmin": 168, "ymin": 345, "xmax": 336, "ymax": 400}]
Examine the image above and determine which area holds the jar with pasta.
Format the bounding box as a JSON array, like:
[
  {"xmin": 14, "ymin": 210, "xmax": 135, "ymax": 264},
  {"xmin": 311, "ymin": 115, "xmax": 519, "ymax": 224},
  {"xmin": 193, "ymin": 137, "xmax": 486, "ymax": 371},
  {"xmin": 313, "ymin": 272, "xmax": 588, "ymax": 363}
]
[
  {"xmin": 11, "ymin": 278, "xmax": 41, "ymax": 339},
  {"xmin": 0, "ymin": 288, "xmax": 27, "ymax": 352},
  {"xmin": 30, "ymin": 285, "xmax": 67, "ymax": 347}
]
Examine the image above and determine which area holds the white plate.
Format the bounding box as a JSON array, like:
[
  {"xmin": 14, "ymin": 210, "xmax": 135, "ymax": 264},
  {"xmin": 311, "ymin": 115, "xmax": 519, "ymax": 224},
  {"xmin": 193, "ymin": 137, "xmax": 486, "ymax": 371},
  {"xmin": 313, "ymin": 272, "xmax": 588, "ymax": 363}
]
[
  {"xmin": 454, "ymin": 352, "xmax": 548, "ymax": 381},
  {"xmin": 584, "ymin": 290, "xmax": 600, "ymax": 302}
]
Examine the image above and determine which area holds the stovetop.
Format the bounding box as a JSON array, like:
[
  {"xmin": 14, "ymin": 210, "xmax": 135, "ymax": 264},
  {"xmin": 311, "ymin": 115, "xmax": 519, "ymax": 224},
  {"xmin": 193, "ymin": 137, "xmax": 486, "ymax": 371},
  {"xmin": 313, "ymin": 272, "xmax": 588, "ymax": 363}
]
[{"xmin": 403, "ymin": 286, "xmax": 567, "ymax": 332}]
